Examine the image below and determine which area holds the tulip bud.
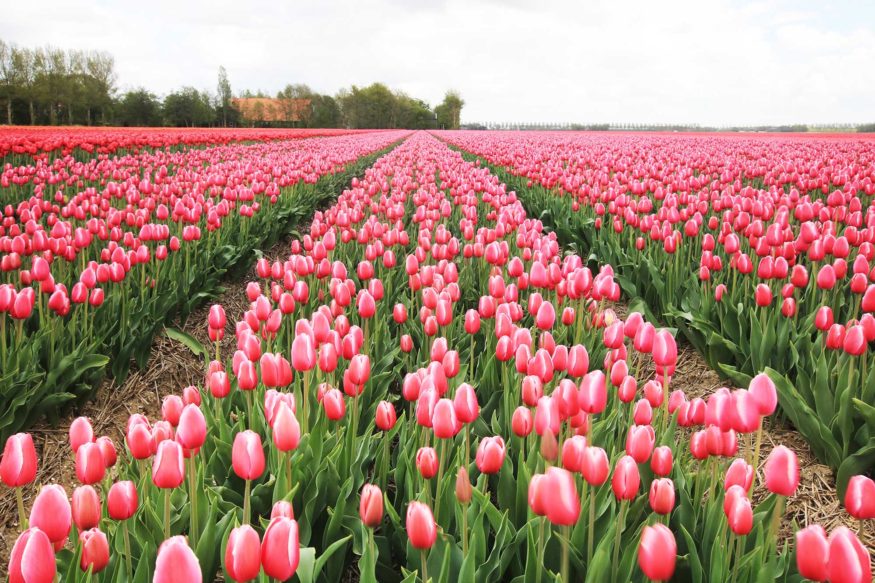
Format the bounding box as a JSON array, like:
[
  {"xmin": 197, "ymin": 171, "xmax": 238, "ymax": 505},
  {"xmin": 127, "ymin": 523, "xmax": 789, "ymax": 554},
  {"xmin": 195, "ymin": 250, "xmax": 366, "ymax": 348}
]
[
  {"xmin": 726, "ymin": 495, "xmax": 753, "ymax": 535},
  {"xmin": 416, "ymin": 447, "xmax": 439, "ymax": 479},
  {"xmin": 456, "ymin": 466, "xmax": 472, "ymax": 504},
  {"xmin": 650, "ymin": 445, "xmax": 673, "ymax": 476},
  {"xmin": 69, "ymin": 416, "xmax": 94, "ymax": 453}
]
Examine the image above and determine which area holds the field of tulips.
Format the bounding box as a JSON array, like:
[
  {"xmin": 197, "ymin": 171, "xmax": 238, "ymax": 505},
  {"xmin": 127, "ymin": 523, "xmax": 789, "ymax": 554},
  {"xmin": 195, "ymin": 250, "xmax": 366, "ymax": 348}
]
[
  {"xmin": 0, "ymin": 127, "xmax": 363, "ymax": 160},
  {"xmin": 0, "ymin": 128, "xmax": 407, "ymax": 440},
  {"xmin": 439, "ymin": 130, "xmax": 875, "ymax": 491},
  {"xmin": 2, "ymin": 131, "xmax": 872, "ymax": 582}
]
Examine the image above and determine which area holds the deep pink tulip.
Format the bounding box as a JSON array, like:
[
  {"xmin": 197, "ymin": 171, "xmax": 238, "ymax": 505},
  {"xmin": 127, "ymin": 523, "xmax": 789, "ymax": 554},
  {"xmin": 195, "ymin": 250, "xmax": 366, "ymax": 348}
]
[
  {"xmin": 225, "ymin": 524, "xmax": 262, "ymax": 582},
  {"xmin": 764, "ymin": 445, "xmax": 799, "ymax": 497},
  {"xmin": 154, "ymin": 536, "xmax": 202, "ymax": 583},
  {"xmin": 9, "ymin": 528, "xmax": 56, "ymax": 583},
  {"xmin": 107, "ymin": 480, "xmax": 138, "ymax": 521},
  {"xmin": 79, "ymin": 528, "xmax": 109, "ymax": 573},
  {"xmin": 152, "ymin": 440, "xmax": 185, "ymax": 489},
  {"xmin": 360, "ymin": 484, "xmax": 384, "ymax": 528},
  {"xmin": 406, "ymin": 502, "xmax": 437, "ymax": 549},
  {"xmin": 638, "ymin": 524, "xmax": 676, "ymax": 581},
  {"xmin": 828, "ymin": 526, "xmax": 871, "ymax": 583},
  {"xmin": 845, "ymin": 475, "xmax": 875, "ymax": 520},
  {"xmin": 611, "ymin": 455, "xmax": 640, "ymax": 500},
  {"xmin": 795, "ymin": 525, "xmax": 829, "ymax": 582},
  {"xmin": 475, "ymin": 436, "xmax": 506, "ymax": 474},
  {"xmin": 1, "ymin": 433, "xmax": 38, "ymax": 487},
  {"xmin": 29, "ymin": 484, "xmax": 71, "ymax": 546},
  {"xmin": 232, "ymin": 431, "xmax": 265, "ymax": 481}
]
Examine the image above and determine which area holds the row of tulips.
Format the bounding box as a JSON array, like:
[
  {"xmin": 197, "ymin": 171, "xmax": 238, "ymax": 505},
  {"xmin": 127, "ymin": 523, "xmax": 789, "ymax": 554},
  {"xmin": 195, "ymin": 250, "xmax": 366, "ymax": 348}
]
[
  {"xmin": 437, "ymin": 130, "xmax": 875, "ymax": 487},
  {"xmin": 0, "ymin": 126, "xmax": 364, "ymax": 162},
  {"xmin": 0, "ymin": 130, "xmax": 407, "ymax": 440},
  {"xmin": 3, "ymin": 131, "xmax": 872, "ymax": 582}
]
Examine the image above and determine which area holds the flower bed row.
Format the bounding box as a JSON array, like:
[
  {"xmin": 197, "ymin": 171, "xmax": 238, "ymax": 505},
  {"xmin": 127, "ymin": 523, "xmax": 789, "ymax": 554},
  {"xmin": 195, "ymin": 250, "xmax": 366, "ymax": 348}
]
[
  {"xmin": 0, "ymin": 130, "xmax": 407, "ymax": 440},
  {"xmin": 2, "ymin": 131, "xmax": 871, "ymax": 582},
  {"xmin": 438, "ymin": 130, "xmax": 875, "ymax": 490}
]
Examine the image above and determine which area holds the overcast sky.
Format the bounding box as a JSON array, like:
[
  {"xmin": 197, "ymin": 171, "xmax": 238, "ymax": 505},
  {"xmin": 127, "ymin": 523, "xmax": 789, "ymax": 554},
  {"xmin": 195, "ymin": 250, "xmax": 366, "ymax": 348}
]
[{"xmin": 4, "ymin": 0, "xmax": 874, "ymax": 126}]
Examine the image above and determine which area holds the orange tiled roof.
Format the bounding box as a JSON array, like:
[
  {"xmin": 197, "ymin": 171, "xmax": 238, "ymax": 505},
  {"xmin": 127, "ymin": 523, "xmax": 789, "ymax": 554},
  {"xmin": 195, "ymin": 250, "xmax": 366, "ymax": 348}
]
[{"xmin": 232, "ymin": 98, "xmax": 311, "ymax": 123}]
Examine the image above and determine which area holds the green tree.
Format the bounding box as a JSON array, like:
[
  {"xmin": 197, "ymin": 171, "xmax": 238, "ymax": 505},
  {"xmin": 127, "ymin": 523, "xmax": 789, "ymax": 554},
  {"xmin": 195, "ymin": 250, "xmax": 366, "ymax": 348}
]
[
  {"xmin": 116, "ymin": 88, "xmax": 162, "ymax": 126},
  {"xmin": 217, "ymin": 66, "xmax": 231, "ymax": 127},
  {"xmin": 163, "ymin": 87, "xmax": 214, "ymax": 127},
  {"xmin": 435, "ymin": 90, "xmax": 464, "ymax": 129},
  {"xmin": 310, "ymin": 94, "xmax": 341, "ymax": 128},
  {"xmin": 337, "ymin": 83, "xmax": 396, "ymax": 129}
]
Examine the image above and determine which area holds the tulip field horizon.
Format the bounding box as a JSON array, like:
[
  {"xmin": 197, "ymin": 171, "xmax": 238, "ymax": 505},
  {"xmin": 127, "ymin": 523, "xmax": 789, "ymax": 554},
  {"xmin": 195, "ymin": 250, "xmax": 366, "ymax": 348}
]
[{"xmin": 1, "ymin": 126, "xmax": 874, "ymax": 582}]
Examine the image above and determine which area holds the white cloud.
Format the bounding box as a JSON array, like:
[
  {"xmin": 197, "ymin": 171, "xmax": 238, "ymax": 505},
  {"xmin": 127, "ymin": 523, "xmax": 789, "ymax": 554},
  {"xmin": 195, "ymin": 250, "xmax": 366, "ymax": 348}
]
[{"xmin": 3, "ymin": 0, "xmax": 873, "ymax": 125}]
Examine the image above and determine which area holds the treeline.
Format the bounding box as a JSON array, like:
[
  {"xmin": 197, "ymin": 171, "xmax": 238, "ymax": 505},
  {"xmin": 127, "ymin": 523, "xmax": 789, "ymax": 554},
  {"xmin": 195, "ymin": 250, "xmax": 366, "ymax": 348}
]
[
  {"xmin": 0, "ymin": 39, "xmax": 464, "ymax": 129},
  {"xmin": 469, "ymin": 121, "xmax": 875, "ymax": 133}
]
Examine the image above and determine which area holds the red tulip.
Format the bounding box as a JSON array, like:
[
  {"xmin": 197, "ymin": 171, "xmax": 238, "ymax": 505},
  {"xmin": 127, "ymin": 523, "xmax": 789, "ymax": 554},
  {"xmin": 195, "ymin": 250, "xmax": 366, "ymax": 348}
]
[
  {"xmin": 432, "ymin": 398, "xmax": 458, "ymax": 439},
  {"xmin": 638, "ymin": 524, "xmax": 676, "ymax": 581},
  {"xmin": 154, "ymin": 536, "xmax": 202, "ymax": 583},
  {"xmin": 748, "ymin": 373, "xmax": 777, "ymax": 416},
  {"xmin": 79, "ymin": 528, "xmax": 109, "ymax": 573},
  {"xmin": 359, "ymin": 484, "xmax": 384, "ymax": 528},
  {"xmin": 1, "ymin": 433, "xmax": 38, "ymax": 487},
  {"xmin": 764, "ymin": 445, "xmax": 799, "ymax": 496},
  {"xmin": 828, "ymin": 526, "xmax": 871, "ymax": 583},
  {"xmin": 96, "ymin": 436, "xmax": 117, "ymax": 468},
  {"xmin": 323, "ymin": 388, "xmax": 346, "ymax": 420},
  {"xmin": 107, "ymin": 480, "xmax": 138, "ymax": 520},
  {"xmin": 652, "ymin": 330, "xmax": 677, "ymax": 367},
  {"xmin": 406, "ymin": 502, "xmax": 437, "ymax": 549},
  {"xmin": 561, "ymin": 435, "xmax": 587, "ymax": 472},
  {"xmin": 29, "ymin": 484, "xmax": 71, "ymax": 546},
  {"xmin": 9, "ymin": 528, "xmax": 56, "ymax": 583},
  {"xmin": 162, "ymin": 395, "xmax": 184, "ymax": 426},
  {"xmin": 375, "ymin": 401, "xmax": 397, "ymax": 431},
  {"xmin": 225, "ymin": 525, "xmax": 262, "ymax": 582},
  {"xmin": 754, "ymin": 283, "xmax": 772, "ymax": 307},
  {"xmin": 512, "ymin": 406, "xmax": 533, "ymax": 437},
  {"xmin": 795, "ymin": 525, "xmax": 829, "ymax": 582}
]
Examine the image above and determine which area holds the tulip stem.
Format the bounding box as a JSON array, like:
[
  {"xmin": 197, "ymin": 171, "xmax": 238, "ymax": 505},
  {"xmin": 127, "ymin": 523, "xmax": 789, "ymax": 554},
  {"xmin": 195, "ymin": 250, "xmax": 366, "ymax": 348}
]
[
  {"xmin": 751, "ymin": 422, "xmax": 764, "ymax": 492},
  {"xmin": 164, "ymin": 488, "xmax": 171, "ymax": 540},
  {"xmin": 461, "ymin": 503, "xmax": 468, "ymax": 556},
  {"xmin": 435, "ymin": 438, "xmax": 447, "ymax": 524},
  {"xmin": 285, "ymin": 451, "xmax": 293, "ymax": 491},
  {"xmin": 380, "ymin": 434, "xmax": 389, "ymax": 491},
  {"xmin": 188, "ymin": 454, "xmax": 199, "ymax": 548},
  {"xmin": 536, "ymin": 517, "xmax": 545, "ymax": 583},
  {"xmin": 245, "ymin": 390, "xmax": 254, "ymax": 430},
  {"xmin": 15, "ymin": 487, "xmax": 26, "ymax": 530},
  {"xmin": 587, "ymin": 485, "xmax": 596, "ymax": 566},
  {"xmin": 612, "ymin": 500, "xmax": 628, "ymax": 579},
  {"xmin": 123, "ymin": 521, "xmax": 133, "ymax": 581},
  {"xmin": 732, "ymin": 535, "xmax": 743, "ymax": 583},
  {"xmin": 763, "ymin": 495, "xmax": 785, "ymax": 564},
  {"xmin": 420, "ymin": 548, "xmax": 429, "ymax": 583},
  {"xmin": 243, "ymin": 479, "xmax": 251, "ymax": 525},
  {"xmin": 561, "ymin": 525, "xmax": 570, "ymax": 582}
]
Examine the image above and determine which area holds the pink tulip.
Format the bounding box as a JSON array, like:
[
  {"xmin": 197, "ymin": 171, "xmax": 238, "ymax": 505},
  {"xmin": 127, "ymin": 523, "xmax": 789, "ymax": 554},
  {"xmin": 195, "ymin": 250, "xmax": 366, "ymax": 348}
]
[
  {"xmin": 225, "ymin": 525, "xmax": 262, "ymax": 582},
  {"xmin": 154, "ymin": 536, "xmax": 202, "ymax": 583},
  {"xmin": 8, "ymin": 528, "xmax": 56, "ymax": 583},
  {"xmin": 1, "ymin": 433, "xmax": 38, "ymax": 487}
]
